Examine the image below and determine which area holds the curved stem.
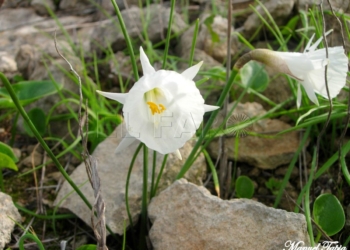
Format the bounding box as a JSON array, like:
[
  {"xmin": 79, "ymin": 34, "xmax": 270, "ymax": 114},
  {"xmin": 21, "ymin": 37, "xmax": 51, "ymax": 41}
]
[{"xmin": 19, "ymin": 234, "xmax": 45, "ymax": 250}]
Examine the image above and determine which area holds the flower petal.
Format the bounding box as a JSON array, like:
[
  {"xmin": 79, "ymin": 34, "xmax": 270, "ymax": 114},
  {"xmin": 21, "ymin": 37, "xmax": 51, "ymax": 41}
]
[
  {"xmin": 304, "ymin": 33, "xmax": 315, "ymax": 52},
  {"xmin": 96, "ymin": 90, "xmax": 128, "ymax": 104},
  {"xmin": 301, "ymin": 76, "xmax": 319, "ymax": 106},
  {"xmin": 297, "ymin": 84, "xmax": 302, "ymax": 109},
  {"xmin": 174, "ymin": 149, "xmax": 182, "ymax": 160},
  {"xmin": 305, "ymin": 46, "xmax": 347, "ymax": 99},
  {"xmin": 204, "ymin": 104, "xmax": 220, "ymax": 112},
  {"xmin": 115, "ymin": 135, "xmax": 137, "ymax": 154},
  {"xmin": 140, "ymin": 47, "xmax": 156, "ymax": 76},
  {"xmin": 306, "ymin": 30, "xmax": 333, "ymax": 53},
  {"xmin": 181, "ymin": 61, "xmax": 203, "ymax": 80}
]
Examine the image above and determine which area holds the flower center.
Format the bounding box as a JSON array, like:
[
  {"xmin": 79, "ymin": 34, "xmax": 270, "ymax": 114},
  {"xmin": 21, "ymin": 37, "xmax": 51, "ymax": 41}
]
[
  {"xmin": 144, "ymin": 88, "xmax": 167, "ymax": 117},
  {"xmin": 147, "ymin": 102, "xmax": 166, "ymax": 115}
]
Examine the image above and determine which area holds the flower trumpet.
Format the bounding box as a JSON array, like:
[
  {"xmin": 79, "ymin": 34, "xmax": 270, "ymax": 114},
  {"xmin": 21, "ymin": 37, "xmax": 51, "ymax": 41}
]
[
  {"xmin": 235, "ymin": 30, "xmax": 348, "ymax": 108},
  {"xmin": 97, "ymin": 47, "xmax": 219, "ymax": 159}
]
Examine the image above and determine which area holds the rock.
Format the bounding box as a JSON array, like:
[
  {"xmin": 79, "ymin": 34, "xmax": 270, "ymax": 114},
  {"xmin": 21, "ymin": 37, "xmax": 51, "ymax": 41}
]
[
  {"xmin": 14, "ymin": 42, "xmax": 92, "ymax": 137},
  {"xmin": 97, "ymin": 51, "xmax": 135, "ymax": 88},
  {"xmin": 20, "ymin": 151, "xmax": 42, "ymax": 167},
  {"xmin": 177, "ymin": 14, "xmax": 239, "ymax": 63},
  {"xmin": 297, "ymin": 0, "xmax": 350, "ymax": 13},
  {"xmin": 0, "ymin": 8, "xmax": 44, "ymax": 32},
  {"xmin": 0, "ymin": 52, "xmax": 17, "ymax": 76},
  {"xmin": 2, "ymin": 0, "xmax": 30, "ymax": 8},
  {"xmin": 115, "ymin": 0, "xmax": 147, "ymax": 9},
  {"xmin": 0, "ymin": 192, "xmax": 21, "ymax": 249},
  {"xmin": 59, "ymin": 0, "xmax": 96, "ymax": 15},
  {"xmin": 208, "ymin": 102, "xmax": 304, "ymax": 169},
  {"xmin": 243, "ymin": 0, "xmax": 294, "ymax": 37},
  {"xmin": 54, "ymin": 122, "xmax": 206, "ymax": 235},
  {"xmin": 148, "ymin": 179, "xmax": 310, "ymax": 250},
  {"xmin": 91, "ymin": 4, "xmax": 187, "ymax": 55},
  {"xmin": 31, "ymin": 0, "xmax": 55, "ymax": 15}
]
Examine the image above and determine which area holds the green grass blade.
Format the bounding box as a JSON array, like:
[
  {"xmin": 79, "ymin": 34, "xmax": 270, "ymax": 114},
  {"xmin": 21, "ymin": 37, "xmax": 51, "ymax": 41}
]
[
  {"xmin": 189, "ymin": 19, "xmax": 199, "ymax": 67},
  {"xmin": 162, "ymin": 0, "xmax": 176, "ymax": 68},
  {"xmin": 110, "ymin": 0, "xmax": 139, "ymax": 80},
  {"xmin": 176, "ymin": 68, "xmax": 239, "ymax": 179},
  {"xmin": 273, "ymin": 126, "xmax": 311, "ymax": 207}
]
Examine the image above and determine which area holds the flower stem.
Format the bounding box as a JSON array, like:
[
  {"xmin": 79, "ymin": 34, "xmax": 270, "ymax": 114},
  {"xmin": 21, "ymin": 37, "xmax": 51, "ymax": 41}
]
[
  {"xmin": 189, "ymin": 19, "xmax": 199, "ymax": 67},
  {"xmin": 110, "ymin": 0, "xmax": 139, "ymax": 81},
  {"xmin": 125, "ymin": 142, "xmax": 143, "ymax": 230},
  {"xmin": 150, "ymin": 151, "xmax": 157, "ymax": 199},
  {"xmin": 139, "ymin": 144, "xmax": 148, "ymax": 249},
  {"xmin": 151, "ymin": 154, "xmax": 168, "ymax": 198},
  {"xmin": 162, "ymin": 0, "xmax": 176, "ymax": 68},
  {"xmin": 176, "ymin": 68, "xmax": 238, "ymax": 179},
  {"xmin": 305, "ymin": 148, "xmax": 316, "ymax": 246}
]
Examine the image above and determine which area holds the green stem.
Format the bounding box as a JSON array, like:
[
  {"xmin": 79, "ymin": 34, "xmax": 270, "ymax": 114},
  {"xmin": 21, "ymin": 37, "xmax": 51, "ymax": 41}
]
[
  {"xmin": 305, "ymin": 148, "xmax": 316, "ymax": 246},
  {"xmin": 162, "ymin": 0, "xmax": 176, "ymax": 68},
  {"xmin": 176, "ymin": 68, "xmax": 238, "ymax": 179},
  {"xmin": 203, "ymin": 149, "xmax": 219, "ymax": 197},
  {"xmin": 125, "ymin": 143, "xmax": 143, "ymax": 229},
  {"xmin": 0, "ymin": 169, "xmax": 3, "ymax": 192},
  {"xmin": 189, "ymin": 19, "xmax": 199, "ymax": 67},
  {"xmin": 139, "ymin": 144, "xmax": 148, "ymax": 249},
  {"xmin": 110, "ymin": 0, "xmax": 139, "ymax": 81},
  {"xmin": 150, "ymin": 151, "xmax": 157, "ymax": 200},
  {"xmin": 0, "ymin": 72, "xmax": 93, "ymax": 212},
  {"xmin": 151, "ymin": 154, "xmax": 168, "ymax": 198},
  {"xmin": 274, "ymin": 127, "xmax": 311, "ymax": 207},
  {"xmin": 15, "ymin": 203, "xmax": 75, "ymax": 220},
  {"xmin": 19, "ymin": 234, "xmax": 45, "ymax": 250}
]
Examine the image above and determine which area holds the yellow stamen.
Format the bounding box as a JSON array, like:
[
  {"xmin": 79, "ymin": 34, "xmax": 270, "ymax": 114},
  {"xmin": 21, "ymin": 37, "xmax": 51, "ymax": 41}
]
[{"xmin": 147, "ymin": 102, "xmax": 166, "ymax": 115}]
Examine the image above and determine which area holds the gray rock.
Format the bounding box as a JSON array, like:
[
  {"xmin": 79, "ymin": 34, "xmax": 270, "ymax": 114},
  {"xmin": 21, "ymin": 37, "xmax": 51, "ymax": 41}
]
[
  {"xmin": 243, "ymin": 0, "xmax": 294, "ymax": 37},
  {"xmin": 59, "ymin": 0, "xmax": 96, "ymax": 15},
  {"xmin": 208, "ymin": 102, "xmax": 304, "ymax": 169},
  {"xmin": 115, "ymin": 0, "xmax": 147, "ymax": 9},
  {"xmin": 54, "ymin": 122, "xmax": 206, "ymax": 235},
  {"xmin": 91, "ymin": 4, "xmax": 187, "ymax": 55},
  {"xmin": 2, "ymin": 0, "xmax": 30, "ymax": 8},
  {"xmin": 148, "ymin": 179, "xmax": 310, "ymax": 250},
  {"xmin": 0, "ymin": 8, "xmax": 44, "ymax": 32},
  {"xmin": 31, "ymin": 0, "xmax": 55, "ymax": 15},
  {"xmin": 0, "ymin": 52, "xmax": 17, "ymax": 76},
  {"xmin": 14, "ymin": 42, "xmax": 91, "ymax": 137},
  {"xmin": 297, "ymin": 0, "xmax": 350, "ymax": 13},
  {"xmin": 0, "ymin": 192, "xmax": 21, "ymax": 249},
  {"xmin": 177, "ymin": 14, "xmax": 239, "ymax": 63}
]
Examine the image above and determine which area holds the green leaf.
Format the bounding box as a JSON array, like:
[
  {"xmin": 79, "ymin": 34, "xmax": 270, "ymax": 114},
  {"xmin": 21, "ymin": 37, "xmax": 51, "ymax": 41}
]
[
  {"xmin": 240, "ymin": 61, "xmax": 269, "ymax": 92},
  {"xmin": 265, "ymin": 177, "xmax": 282, "ymax": 196},
  {"xmin": 203, "ymin": 15, "xmax": 220, "ymax": 43},
  {"xmin": 313, "ymin": 193, "xmax": 345, "ymax": 236},
  {"xmin": 0, "ymin": 142, "xmax": 18, "ymax": 163},
  {"xmin": 235, "ymin": 176, "xmax": 255, "ymax": 198},
  {"xmin": 88, "ymin": 131, "xmax": 107, "ymax": 153},
  {"xmin": 0, "ymin": 153, "xmax": 18, "ymax": 171},
  {"xmin": 23, "ymin": 108, "xmax": 46, "ymax": 137},
  {"xmin": 76, "ymin": 244, "xmax": 97, "ymax": 250},
  {"xmin": 281, "ymin": 16, "xmax": 299, "ymax": 35},
  {"xmin": 0, "ymin": 80, "xmax": 61, "ymax": 109}
]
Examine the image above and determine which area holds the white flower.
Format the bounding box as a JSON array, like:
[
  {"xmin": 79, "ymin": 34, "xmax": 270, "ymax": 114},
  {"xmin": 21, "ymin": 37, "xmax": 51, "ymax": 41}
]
[
  {"xmin": 97, "ymin": 47, "xmax": 219, "ymax": 159},
  {"xmin": 236, "ymin": 30, "xmax": 348, "ymax": 108}
]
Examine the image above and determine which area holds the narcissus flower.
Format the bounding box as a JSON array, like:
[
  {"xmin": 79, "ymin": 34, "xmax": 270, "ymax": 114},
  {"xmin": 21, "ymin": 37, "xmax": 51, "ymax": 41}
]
[
  {"xmin": 235, "ymin": 30, "xmax": 348, "ymax": 108},
  {"xmin": 97, "ymin": 47, "xmax": 219, "ymax": 159}
]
